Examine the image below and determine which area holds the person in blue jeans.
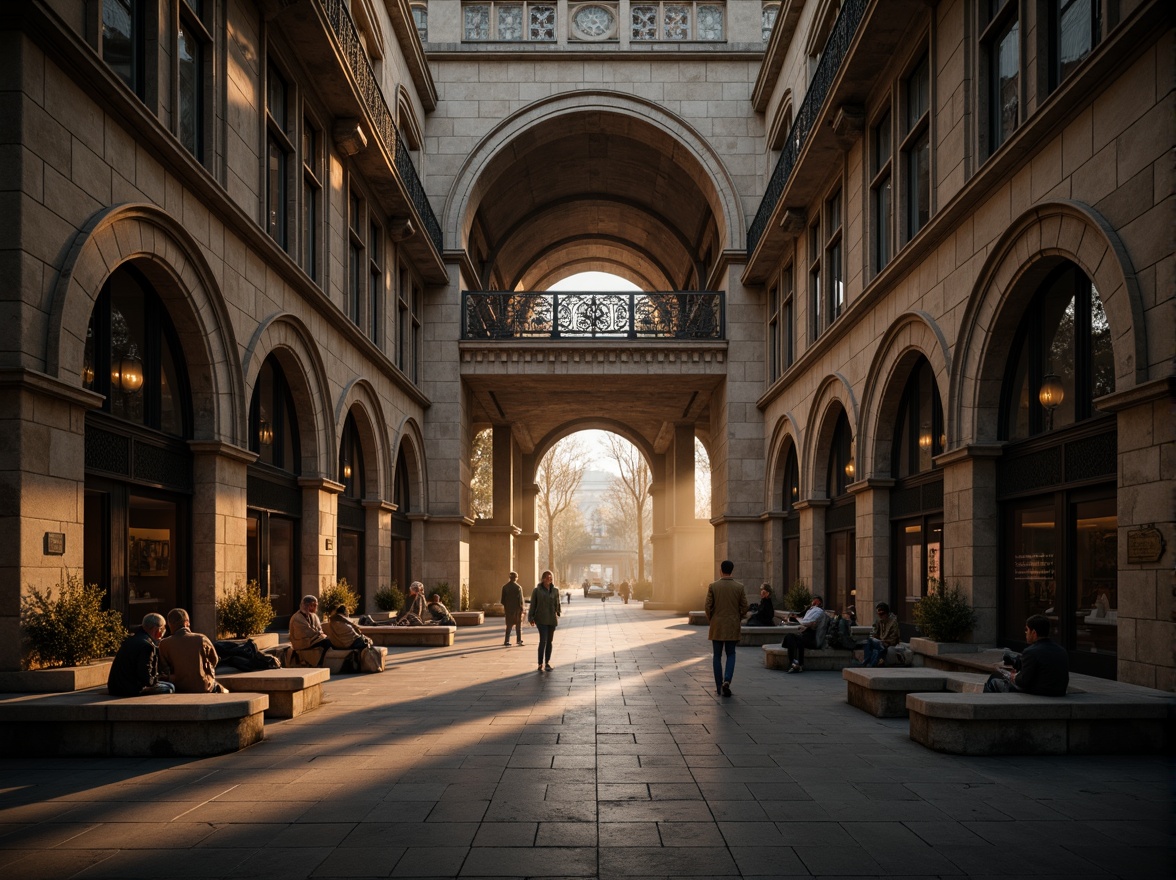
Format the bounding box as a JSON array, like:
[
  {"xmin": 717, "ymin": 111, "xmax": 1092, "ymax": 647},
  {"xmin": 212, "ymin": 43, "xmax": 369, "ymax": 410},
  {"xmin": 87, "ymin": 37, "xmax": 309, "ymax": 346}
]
[
  {"xmin": 861, "ymin": 602, "xmax": 900, "ymax": 667},
  {"xmin": 705, "ymin": 560, "xmax": 748, "ymax": 696},
  {"xmin": 528, "ymin": 570, "xmax": 561, "ymax": 671}
]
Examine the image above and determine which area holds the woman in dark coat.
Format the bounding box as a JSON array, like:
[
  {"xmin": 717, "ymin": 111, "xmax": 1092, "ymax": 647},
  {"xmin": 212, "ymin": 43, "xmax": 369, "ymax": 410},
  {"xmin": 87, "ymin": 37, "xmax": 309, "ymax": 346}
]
[{"xmin": 528, "ymin": 570, "xmax": 561, "ymax": 672}]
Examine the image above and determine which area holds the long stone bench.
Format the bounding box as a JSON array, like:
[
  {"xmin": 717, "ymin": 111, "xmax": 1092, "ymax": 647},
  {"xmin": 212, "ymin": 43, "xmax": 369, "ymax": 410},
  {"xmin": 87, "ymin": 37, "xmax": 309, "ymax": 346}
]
[
  {"xmin": 0, "ymin": 690, "xmax": 267, "ymax": 757},
  {"xmin": 359, "ymin": 625, "xmax": 455, "ymax": 647},
  {"xmin": 217, "ymin": 667, "xmax": 330, "ymax": 718},
  {"xmin": 687, "ymin": 611, "xmax": 707, "ymax": 625},
  {"xmin": 739, "ymin": 626, "xmax": 790, "ymax": 646},
  {"xmin": 843, "ymin": 667, "xmax": 990, "ymax": 717},
  {"xmin": 452, "ymin": 611, "xmax": 484, "ymax": 626},
  {"xmin": 762, "ymin": 642, "xmax": 856, "ymax": 671},
  {"xmin": 274, "ymin": 643, "xmax": 388, "ymax": 675},
  {"xmin": 906, "ymin": 691, "xmax": 1176, "ymax": 755}
]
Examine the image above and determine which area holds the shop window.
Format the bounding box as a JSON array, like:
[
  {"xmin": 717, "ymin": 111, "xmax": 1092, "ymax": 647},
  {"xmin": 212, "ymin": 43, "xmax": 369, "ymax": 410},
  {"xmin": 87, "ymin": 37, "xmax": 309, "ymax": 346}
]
[{"xmin": 893, "ymin": 359, "xmax": 944, "ymax": 478}]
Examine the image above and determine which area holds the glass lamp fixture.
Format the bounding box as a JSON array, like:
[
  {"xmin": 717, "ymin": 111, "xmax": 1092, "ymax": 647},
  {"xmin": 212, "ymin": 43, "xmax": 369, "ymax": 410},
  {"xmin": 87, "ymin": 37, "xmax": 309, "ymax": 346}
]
[
  {"xmin": 113, "ymin": 352, "xmax": 144, "ymax": 393},
  {"xmin": 918, "ymin": 423, "xmax": 933, "ymax": 451},
  {"xmin": 258, "ymin": 420, "xmax": 274, "ymax": 447},
  {"xmin": 341, "ymin": 460, "xmax": 352, "ymax": 481},
  {"xmin": 844, "ymin": 438, "xmax": 856, "ymax": 480},
  {"xmin": 81, "ymin": 361, "xmax": 95, "ymax": 386},
  {"xmin": 1038, "ymin": 374, "xmax": 1065, "ymax": 411}
]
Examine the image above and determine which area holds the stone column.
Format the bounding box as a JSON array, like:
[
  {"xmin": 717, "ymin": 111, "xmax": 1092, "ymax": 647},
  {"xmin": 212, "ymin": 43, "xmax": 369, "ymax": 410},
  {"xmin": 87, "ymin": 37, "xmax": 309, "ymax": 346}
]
[
  {"xmin": 938, "ymin": 445, "xmax": 1001, "ymax": 645},
  {"xmin": 362, "ymin": 499, "xmax": 395, "ymax": 614},
  {"xmin": 762, "ymin": 511, "xmax": 784, "ymax": 596},
  {"xmin": 418, "ymin": 514, "xmax": 470, "ymax": 598},
  {"xmin": 1099, "ymin": 379, "xmax": 1176, "ymax": 691},
  {"xmin": 0, "ymin": 370, "xmax": 100, "ymax": 672},
  {"xmin": 189, "ymin": 441, "xmax": 254, "ymax": 638},
  {"xmin": 850, "ymin": 478, "xmax": 894, "ymax": 615},
  {"xmin": 516, "ymin": 482, "xmax": 539, "ymax": 590},
  {"xmin": 299, "ymin": 476, "xmax": 343, "ymax": 599},
  {"xmin": 795, "ymin": 499, "xmax": 828, "ymax": 595}
]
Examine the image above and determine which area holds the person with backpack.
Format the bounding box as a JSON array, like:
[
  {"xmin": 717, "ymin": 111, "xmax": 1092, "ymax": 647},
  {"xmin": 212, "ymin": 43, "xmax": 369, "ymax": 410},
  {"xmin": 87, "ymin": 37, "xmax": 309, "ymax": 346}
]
[{"xmin": 782, "ymin": 595, "xmax": 826, "ymax": 673}]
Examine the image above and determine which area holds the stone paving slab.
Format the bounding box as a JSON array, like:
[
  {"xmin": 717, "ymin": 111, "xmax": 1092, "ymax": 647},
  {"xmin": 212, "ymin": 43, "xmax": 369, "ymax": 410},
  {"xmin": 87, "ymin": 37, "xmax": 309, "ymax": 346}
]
[{"xmin": 0, "ymin": 602, "xmax": 1172, "ymax": 878}]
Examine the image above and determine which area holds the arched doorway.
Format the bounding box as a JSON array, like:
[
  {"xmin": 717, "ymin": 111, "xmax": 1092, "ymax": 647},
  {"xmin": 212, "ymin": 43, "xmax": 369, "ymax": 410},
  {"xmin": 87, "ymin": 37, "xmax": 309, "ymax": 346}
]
[
  {"xmin": 824, "ymin": 410, "xmax": 856, "ymax": 614},
  {"xmin": 337, "ymin": 411, "xmax": 367, "ymax": 608},
  {"xmin": 391, "ymin": 445, "xmax": 413, "ymax": 594},
  {"xmin": 82, "ymin": 265, "xmax": 193, "ymax": 626}
]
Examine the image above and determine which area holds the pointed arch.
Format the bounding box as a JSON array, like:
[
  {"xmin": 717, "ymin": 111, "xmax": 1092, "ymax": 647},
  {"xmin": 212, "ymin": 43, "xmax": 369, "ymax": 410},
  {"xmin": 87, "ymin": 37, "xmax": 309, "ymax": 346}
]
[
  {"xmin": 951, "ymin": 201, "xmax": 1145, "ymax": 445},
  {"xmin": 47, "ymin": 203, "xmax": 244, "ymax": 444},
  {"xmin": 802, "ymin": 374, "xmax": 859, "ymax": 500}
]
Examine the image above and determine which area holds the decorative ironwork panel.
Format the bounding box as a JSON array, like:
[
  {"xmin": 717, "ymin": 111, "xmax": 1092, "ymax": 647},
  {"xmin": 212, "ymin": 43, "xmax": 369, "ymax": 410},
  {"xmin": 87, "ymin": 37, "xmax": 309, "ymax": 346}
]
[
  {"xmin": 321, "ymin": 0, "xmax": 443, "ymax": 254},
  {"xmin": 826, "ymin": 500, "xmax": 855, "ymax": 532},
  {"xmin": 1065, "ymin": 430, "xmax": 1116, "ymax": 483},
  {"xmin": 248, "ymin": 474, "xmax": 302, "ymax": 516},
  {"xmin": 529, "ymin": 4, "xmax": 556, "ymax": 39},
  {"xmin": 890, "ymin": 485, "xmax": 923, "ymax": 519},
  {"xmin": 338, "ymin": 500, "xmax": 366, "ymax": 531},
  {"xmin": 86, "ymin": 426, "xmax": 131, "ymax": 477},
  {"xmin": 783, "ymin": 515, "xmax": 800, "ymax": 537},
  {"xmin": 463, "ymin": 291, "xmax": 723, "ymax": 340},
  {"xmin": 998, "ymin": 446, "xmax": 1063, "ymax": 498},
  {"xmin": 747, "ymin": 0, "xmax": 866, "ymax": 254},
  {"xmin": 134, "ymin": 441, "xmax": 192, "ymax": 492},
  {"xmin": 922, "ymin": 478, "xmax": 944, "ymax": 512}
]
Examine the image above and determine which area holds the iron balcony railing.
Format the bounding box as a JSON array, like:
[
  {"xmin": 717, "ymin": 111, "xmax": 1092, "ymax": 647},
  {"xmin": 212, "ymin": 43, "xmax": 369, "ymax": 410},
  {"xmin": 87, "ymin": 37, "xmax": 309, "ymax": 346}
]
[
  {"xmin": 462, "ymin": 291, "xmax": 725, "ymax": 340},
  {"xmin": 321, "ymin": 0, "xmax": 443, "ymax": 254},
  {"xmin": 747, "ymin": 0, "xmax": 866, "ymax": 255}
]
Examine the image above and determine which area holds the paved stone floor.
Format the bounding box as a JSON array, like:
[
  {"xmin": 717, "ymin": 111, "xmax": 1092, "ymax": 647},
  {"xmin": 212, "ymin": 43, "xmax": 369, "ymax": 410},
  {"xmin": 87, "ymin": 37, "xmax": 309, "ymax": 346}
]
[{"xmin": 0, "ymin": 602, "xmax": 1171, "ymax": 879}]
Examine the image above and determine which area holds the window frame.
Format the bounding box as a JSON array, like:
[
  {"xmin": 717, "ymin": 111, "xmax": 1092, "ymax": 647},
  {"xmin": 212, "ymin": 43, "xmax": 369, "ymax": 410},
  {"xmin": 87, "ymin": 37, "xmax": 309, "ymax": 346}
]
[
  {"xmin": 980, "ymin": 0, "xmax": 1020, "ymax": 158},
  {"xmin": 348, "ymin": 189, "xmax": 365, "ymax": 328},
  {"xmin": 302, "ymin": 115, "xmax": 322, "ymax": 284},
  {"xmin": 808, "ymin": 218, "xmax": 822, "ymax": 343},
  {"xmin": 900, "ymin": 52, "xmax": 931, "ymax": 244},
  {"xmin": 461, "ymin": 2, "xmax": 557, "ymax": 42},
  {"xmin": 369, "ymin": 219, "xmax": 384, "ymax": 346},
  {"xmin": 1047, "ymin": 0, "xmax": 1100, "ymax": 91},
  {"xmin": 630, "ymin": 2, "xmax": 726, "ymax": 42},
  {"xmin": 176, "ymin": 0, "xmax": 212, "ymax": 164},
  {"xmin": 265, "ymin": 60, "xmax": 293, "ymax": 252},
  {"xmin": 825, "ymin": 187, "xmax": 844, "ymax": 324},
  {"xmin": 870, "ymin": 108, "xmax": 893, "ymax": 274}
]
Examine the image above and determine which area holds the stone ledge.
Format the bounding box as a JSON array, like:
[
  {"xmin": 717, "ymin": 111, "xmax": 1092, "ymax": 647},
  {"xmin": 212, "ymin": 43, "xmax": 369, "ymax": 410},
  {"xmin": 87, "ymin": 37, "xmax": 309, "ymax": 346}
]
[
  {"xmin": 842, "ymin": 668, "xmax": 995, "ymax": 718},
  {"xmin": 762, "ymin": 644, "xmax": 856, "ymax": 671},
  {"xmin": 0, "ymin": 691, "xmax": 267, "ymax": 757},
  {"xmin": 0, "ymin": 661, "xmax": 113, "ymax": 693},
  {"xmin": 452, "ymin": 611, "xmax": 484, "ymax": 626},
  {"xmin": 218, "ymin": 668, "xmax": 330, "ymax": 719},
  {"xmin": 359, "ymin": 625, "xmax": 456, "ymax": 647}
]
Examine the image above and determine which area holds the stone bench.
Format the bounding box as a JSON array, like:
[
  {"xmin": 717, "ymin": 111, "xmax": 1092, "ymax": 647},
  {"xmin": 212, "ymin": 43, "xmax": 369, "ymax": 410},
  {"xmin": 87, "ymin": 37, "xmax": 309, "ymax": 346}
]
[
  {"xmin": 274, "ymin": 643, "xmax": 388, "ymax": 675},
  {"xmin": 359, "ymin": 625, "xmax": 456, "ymax": 647},
  {"xmin": 452, "ymin": 611, "xmax": 484, "ymax": 626},
  {"xmin": 762, "ymin": 642, "xmax": 856, "ymax": 672},
  {"xmin": 482, "ymin": 603, "xmax": 505, "ymax": 617},
  {"xmin": 906, "ymin": 691, "xmax": 1176, "ymax": 756},
  {"xmin": 687, "ymin": 611, "xmax": 707, "ymax": 625},
  {"xmin": 842, "ymin": 667, "xmax": 990, "ymax": 717},
  {"xmin": 217, "ymin": 667, "xmax": 330, "ymax": 718},
  {"xmin": 0, "ymin": 690, "xmax": 267, "ymax": 757},
  {"xmin": 739, "ymin": 625, "xmax": 790, "ymax": 646}
]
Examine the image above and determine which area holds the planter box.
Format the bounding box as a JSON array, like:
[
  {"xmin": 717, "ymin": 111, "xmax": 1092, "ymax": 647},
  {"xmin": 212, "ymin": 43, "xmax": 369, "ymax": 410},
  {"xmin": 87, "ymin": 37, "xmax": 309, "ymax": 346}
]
[{"xmin": 0, "ymin": 660, "xmax": 114, "ymax": 693}]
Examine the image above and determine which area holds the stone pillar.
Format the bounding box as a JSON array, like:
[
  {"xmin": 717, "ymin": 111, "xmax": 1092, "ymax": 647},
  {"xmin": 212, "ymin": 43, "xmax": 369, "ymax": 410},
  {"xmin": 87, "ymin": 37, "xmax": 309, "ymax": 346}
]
[
  {"xmin": 795, "ymin": 500, "xmax": 828, "ymax": 595},
  {"xmin": 938, "ymin": 446, "xmax": 1001, "ymax": 645},
  {"xmin": 763, "ymin": 512, "xmax": 784, "ymax": 597},
  {"xmin": 470, "ymin": 523, "xmax": 520, "ymax": 606},
  {"xmin": 516, "ymin": 482, "xmax": 539, "ymax": 590},
  {"xmin": 362, "ymin": 499, "xmax": 395, "ymax": 614},
  {"xmin": 299, "ymin": 476, "xmax": 343, "ymax": 599},
  {"xmin": 0, "ymin": 370, "xmax": 99, "ymax": 672},
  {"xmin": 1100, "ymin": 379, "xmax": 1176, "ymax": 691},
  {"xmin": 189, "ymin": 441, "xmax": 254, "ymax": 638},
  {"xmin": 850, "ymin": 478, "xmax": 894, "ymax": 616},
  {"xmin": 418, "ymin": 514, "xmax": 470, "ymax": 598}
]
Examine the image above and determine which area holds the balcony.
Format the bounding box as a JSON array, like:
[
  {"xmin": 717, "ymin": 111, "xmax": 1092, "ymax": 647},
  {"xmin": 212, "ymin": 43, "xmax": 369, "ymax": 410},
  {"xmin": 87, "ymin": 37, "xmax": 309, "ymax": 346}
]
[
  {"xmin": 462, "ymin": 291, "xmax": 725, "ymax": 340},
  {"xmin": 276, "ymin": 0, "xmax": 446, "ymax": 281}
]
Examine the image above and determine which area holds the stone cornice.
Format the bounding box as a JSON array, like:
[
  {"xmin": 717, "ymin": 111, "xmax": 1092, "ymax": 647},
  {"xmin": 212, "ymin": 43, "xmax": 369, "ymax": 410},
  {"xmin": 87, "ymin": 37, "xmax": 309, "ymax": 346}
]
[
  {"xmin": 188, "ymin": 441, "xmax": 258, "ymax": 465},
  {"xmin": 848, "ymin": 477, "xmax": 896, "ymax": 494},
  {"xmin": 361, "ymin": 498, "xmax": 398, "ymax": 512},
  {"xmin": 0, "ymin": 368, "xmax": 104, "ymax": 409},
  {"xmin": 298, "ymin": 476, "xmax": 346, "ymax": 494},
  {"xmin": 792, "ymin": 499, "xmax": 830, "ymax": 510},
  {"xmin": 416, "ymin": 513, "xmax": 475, "ymax": 527},
  {"xmin": 459, "ymin": 343, "xmax": 727, "ymax": 367},
  {"xmin": 934, "ymin": 444, "xmax": 1005, "ymax": 467},
  {"xmin": 1093, "ymin": 377, "xmax": 1175, "ymax": 413}
]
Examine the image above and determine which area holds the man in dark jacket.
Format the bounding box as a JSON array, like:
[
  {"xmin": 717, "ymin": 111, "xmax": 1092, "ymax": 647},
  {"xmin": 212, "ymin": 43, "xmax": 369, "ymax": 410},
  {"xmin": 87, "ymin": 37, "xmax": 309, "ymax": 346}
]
[
  {"xmin": 984, "ymin": 614, "xmax": 1069, "ymax": 695},
  {"xmin": 744, "ymin": 584, "xmax": 778, "ymax": 626},
  {"xmin": 501, "ymin": 571, "xmax": 525, "ymax": 646},
  {"xmin": 107, "ymin": 613, "xmax": 176, "ymax": 696}
]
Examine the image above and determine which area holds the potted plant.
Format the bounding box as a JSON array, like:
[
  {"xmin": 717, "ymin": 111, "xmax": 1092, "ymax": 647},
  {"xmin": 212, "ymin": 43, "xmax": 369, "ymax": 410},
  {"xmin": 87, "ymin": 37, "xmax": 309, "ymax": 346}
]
[
  {"xmin": 215, "ymin": 579, "xmax": 275, "ymax": 639},
  {"xmin": 374, "ymin": 582, "xmax": 405, "ymax": 614},
  {"xmin": 911, "ymin": 579, "xmax": 979, "ymax": 654},
  {"xmin": 784, "ymin": 578, "xmax": 812, "ymax": 614},
  {"xmin": 4, "ymin": 574, "xmax": 127, "ymax": 692}
]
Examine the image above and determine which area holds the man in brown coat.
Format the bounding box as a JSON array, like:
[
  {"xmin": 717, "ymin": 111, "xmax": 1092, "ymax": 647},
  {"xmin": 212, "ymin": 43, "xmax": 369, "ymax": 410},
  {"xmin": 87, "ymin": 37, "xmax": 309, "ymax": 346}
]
[
  {"xmin": 705, "ymin": 560, "xmax": 748, "ymax": 697},
  {"xmin": 158, "ymin": 608, "xmax": 227, "ymax": 693}
]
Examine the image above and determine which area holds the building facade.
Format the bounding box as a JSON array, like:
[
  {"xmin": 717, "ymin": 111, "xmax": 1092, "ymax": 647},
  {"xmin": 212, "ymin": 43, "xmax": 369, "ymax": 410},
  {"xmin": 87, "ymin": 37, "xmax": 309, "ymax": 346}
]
[{"xmin": 1, "ymin": 1, "xmax": 1171, "ymax": 687}]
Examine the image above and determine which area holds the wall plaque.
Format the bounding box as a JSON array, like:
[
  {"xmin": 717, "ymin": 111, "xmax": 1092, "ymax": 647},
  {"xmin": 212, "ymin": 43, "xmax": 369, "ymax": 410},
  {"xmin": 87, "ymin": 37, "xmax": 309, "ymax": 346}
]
[
  {"xmin": 44, "ymin": 532, "xmax": 65, "ymax": 555},
  {"xmin": 1126, "ymin": 526, "xmax": 1165, "ymax": 564}
]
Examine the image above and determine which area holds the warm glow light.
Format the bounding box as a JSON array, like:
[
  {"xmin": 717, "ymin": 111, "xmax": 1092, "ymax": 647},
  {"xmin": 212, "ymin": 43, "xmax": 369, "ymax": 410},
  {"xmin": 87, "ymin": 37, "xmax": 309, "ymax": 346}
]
[
  {"xmin": 258, "ymin": 421, "xmax": 274, "ymax": 446},
  {"xmin": 844, "ymin": 458, "xmax": 855, "ymax": 480},
  {"xmin": 918, "ymin": 423, "xmax": 933, "ymax": 451},
  {"xmin": 116, "ymin": 355, "xmax": 144, "ymax": 393},
  {"xmin": 1038, "ymin": 374, "xmax": 1064, "ymax": 411},
  {"xmin": 342, "ymin": 461, "xmax": 352, "ymax": 480},
  {"xmin": 81, "ymin": 362, "xmax": 95, "ymax": 386}
]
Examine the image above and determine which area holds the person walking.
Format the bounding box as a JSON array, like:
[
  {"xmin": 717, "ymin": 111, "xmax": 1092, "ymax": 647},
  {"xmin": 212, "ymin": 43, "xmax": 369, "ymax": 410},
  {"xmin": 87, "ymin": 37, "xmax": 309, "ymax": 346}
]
[
  {"xmin": 528, "ymin": 570, "xmax": 561, "ymax": 671},
  {"xmin": 705, "ymin": 560, "xmax": 748, "ymax": 697},
  {"xmin": 501, "ymin": 571, "xmax": 525, "ymax": 646}
]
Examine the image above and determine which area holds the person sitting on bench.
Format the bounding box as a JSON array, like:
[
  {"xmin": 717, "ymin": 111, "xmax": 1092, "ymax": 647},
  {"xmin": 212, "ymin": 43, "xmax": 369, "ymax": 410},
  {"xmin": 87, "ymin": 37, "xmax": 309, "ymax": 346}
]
[
  {"xmin": 782, "ymin": 595, "xmax": 825, "ymax": 673},
  {"xmin": 159, "ymin": 608, "xmax": 228, "ymax": 693},
  {"xmin": 427, "ymin": 593, "xmax": 457, "ymax": 626},
  {"xmin": 744, "ymin": 584, "xmax": 778, "ymax": 626},
  {"xmin": 107, "ymin": 613, "xmax": 176, "ymax": 696},
  {"xmin": 290, "ymin": 595, "xmax": 332, "ymax": 665},
  {"xmin": 984, "ymin": 614, "xmax": 1069, "ymax": 695},
  {"xmin": 394, "ymin": 582, "xmax": 427, "ymax": 626}
]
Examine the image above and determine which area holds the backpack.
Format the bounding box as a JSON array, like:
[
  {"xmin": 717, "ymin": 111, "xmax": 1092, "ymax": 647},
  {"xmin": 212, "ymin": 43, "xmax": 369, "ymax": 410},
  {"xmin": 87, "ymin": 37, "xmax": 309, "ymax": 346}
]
[
  {"xmin": 812, "ymin": 612, "xmax": 831, "ymax": 649},
  {"xmin": 358, "ymin": 646, "xmax": 385, "ymax": 673},
  {"xmin": 827, "ymin": 616, "xmax": 855, "ymax": 650}
]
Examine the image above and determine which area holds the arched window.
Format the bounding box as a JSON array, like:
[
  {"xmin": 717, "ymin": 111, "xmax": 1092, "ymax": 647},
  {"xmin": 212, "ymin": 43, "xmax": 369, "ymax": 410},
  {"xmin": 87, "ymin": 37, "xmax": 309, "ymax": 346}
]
[
  {"xmin": 825, "ymin": 411, "xmax": 855, "ymax": 613},
  {"xmin": 249, "ymin": 357, "xmax": 300, "ymax": 474},
  {"xmin": 83, "ymin": 266, "xmax": 190, "ymax": 438},
  {"xmin": 1001, "ymin": 262, "xmax": 1114, "ymax": 441},
  {"xmin": 781, "ymin": 443, "xmax": 800, "ymax": 594},
  {"xmin": 411, "ymin": 1, "xmax": 428, "ymax": 41},
  {"xmin": 782, "ymin": 445, "xmax": 799, "ymax": 511},
  {"xmin": 826, "ymin": 411, "xmax": 854, "ymax": 499},
  {"xmin": 762, "ymin": 2, "xmax": 780, "ymax": 41},
  {"xmin": 893, "ymin": 358, "xmax": 944, "ymax": 478},
  {"xmin": 338, "ymin": 412, "xmax": 365, "ymax": 499},
  {"xmin": 337, "ymin": 411, "xmax": 368, "ymax": 608}
]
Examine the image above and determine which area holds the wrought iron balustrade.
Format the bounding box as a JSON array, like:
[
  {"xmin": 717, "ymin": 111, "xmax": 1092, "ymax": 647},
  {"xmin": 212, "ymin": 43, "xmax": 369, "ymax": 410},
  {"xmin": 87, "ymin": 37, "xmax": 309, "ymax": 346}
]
[
  {"xmin": 320, "ymin": 0, "xmax": 443, "ymax": 254},
  {"xmin": 747, "ymin": 0, "xmax": 866, "ymax": 255},
  {"xmin": 462, "ymin": 291, "xmax": 725, "ymax": 340}
]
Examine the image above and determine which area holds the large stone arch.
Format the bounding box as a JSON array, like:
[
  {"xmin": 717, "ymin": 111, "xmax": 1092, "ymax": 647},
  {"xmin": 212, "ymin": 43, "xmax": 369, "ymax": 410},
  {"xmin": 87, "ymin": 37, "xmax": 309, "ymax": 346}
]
[
  {"xmin": 529, "ymin": 418, "xmax": 658, "ymax": 475},
  {"xmin": 442, "ymin": 90, "xmax": 747, "ymax": 255},
  {"xmin": 766, "ymin": 413, "xmax": 803, "ymax": 509},
  {"xmin": 391, "ymin": 416, "xmax": 428, "ymax": 513},
  {"xmin": 951, "ymin": 201, "xmax": 1145, "ymax": 445},
  {"xmin": 858, "ymin": 311, "xmax": 951, "ymax": 477},
  {"xmin": 802, "ymin": 374, "xmax": 859, "ymax": 501},
  {"xmin": 335, "ymin": 380, "xmax": 391, "ymax": 502},
  {"xmin": 47, "ymin": 203, "xmax": 244, "ymax": 443},
  {"xmin": 243, "ymin": 314, "xmax": 334, "ymax": 479}
]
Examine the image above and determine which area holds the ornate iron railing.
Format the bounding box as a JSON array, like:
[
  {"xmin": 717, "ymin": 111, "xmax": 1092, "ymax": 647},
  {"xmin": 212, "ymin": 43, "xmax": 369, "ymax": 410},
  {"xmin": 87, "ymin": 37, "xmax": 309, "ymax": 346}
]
[
  {"xmin": 747, "ymin": 0, "xmax": 866, "ymax": 255},
  {"xmin": 462, "ymin": 292, "xmax": 725, "ymax": 340},
  {"xmin": 321, "ymin": 0, "xmax": 444, "ymax": 254}
]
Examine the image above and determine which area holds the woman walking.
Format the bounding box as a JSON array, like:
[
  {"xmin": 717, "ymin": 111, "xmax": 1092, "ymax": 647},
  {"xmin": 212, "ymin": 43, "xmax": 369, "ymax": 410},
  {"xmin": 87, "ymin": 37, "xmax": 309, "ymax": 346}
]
[{"xmin": 528, "ymin": 570, "xmax": 561, "ymax": 672}]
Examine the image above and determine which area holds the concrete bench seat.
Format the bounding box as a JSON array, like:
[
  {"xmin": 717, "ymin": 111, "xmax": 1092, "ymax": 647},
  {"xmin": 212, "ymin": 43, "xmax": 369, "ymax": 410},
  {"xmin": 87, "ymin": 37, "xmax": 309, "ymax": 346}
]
[
  {"xmin": 452, "ymin": 611, "xmax": 484, "ymax": 626},
  {"xmin": 739, "ymin": 625, "xmax": 790, "ymax": 646},
  {"xmin": 907, "ymin": 691, "xmax": 1176, "ymax": 755},
  {"xmin": 217, "ymin": 667, "xmax": 330, "ymax": 718},
  {"xmin": 359, "ymin": 625, "xmax": 455, "ymax": 647},
  {"xmin": 762, "ymin": 641, "xmax": 856, "ymax": 671},
  {"xmin": 687, "ymin": 611, "xmax": 707, "ymax": 625},
  {"xmin": 0, "ymin": 690, "xmax": 267, "ymax": 757},
  {"xmin": 843, "ymin": 667, "xmax": 991, "ymax": 717},
  {"xmin": 274, "ymin": 643, "xmax": 388, "ymax": 675}
]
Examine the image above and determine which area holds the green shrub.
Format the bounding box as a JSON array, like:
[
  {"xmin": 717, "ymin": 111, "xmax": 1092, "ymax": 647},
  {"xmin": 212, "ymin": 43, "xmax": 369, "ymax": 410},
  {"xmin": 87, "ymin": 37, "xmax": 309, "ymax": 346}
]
[
  {"xmin": 784, "ymin": 579, "xmax": 812, "ymax": 613},
  {"xmin": 632, "ymin": 579, "xmax": 653, "ymax": 601},
  {"xmin": 21, "ymin": 574, "xmax": 127, "ymax": 669},
  {"xmin": 913, "ymin": 579, "xmax": 977, "ymax": 642},
  {"xmin": 433, "ymin": 582, "xmax": 455, "ymax": 608},
  {"xmin": 375, "ymin": 582, "xmax": 405, "ymax": 613},
  {"xmin": 216, "ymin": 579, "xmax": 275, "ymax": 638},
  {"xmin": 318, "ymin": 578, "xmax": 360, "ymax": 615}
]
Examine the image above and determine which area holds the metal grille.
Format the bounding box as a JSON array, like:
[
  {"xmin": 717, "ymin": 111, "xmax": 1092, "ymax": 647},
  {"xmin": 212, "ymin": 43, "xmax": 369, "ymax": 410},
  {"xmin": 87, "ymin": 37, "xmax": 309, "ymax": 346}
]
[
  {"xmin": 321, "ymin": 0, "xmax": 443, "ymax": 253},
  {"xmin": 86, "ymin": 426, "xmax": 131, "ymax": 476},
  {"xmin": 826, "ymin": 500, "xmax": 856, "ymax": 532},
  {"xmin": 247, "ymin": 474, "xmax": 302, "ymax": 516},
  {"xmin": 998, "ymin": 446, "xmax": 1063, "ymax": 497},
  {"xmin": 338, "ymin": 500, "xmax": 366, "ymax": 531},
  {"xmin": 747, "ymin": 0, "xmax": 867, "ymax": 254},
  {"xmin": 462, "ymin": 291, "xmax": 724, "ymax": 339},
  {"xmin": 1065, "ymin": 430, "xmax": 1116, "ymax": 483},
  {"xmin": 890, "ymin": 485, "xmax": 923, "ymax": 518},
  {"xmin": 134, "ymin": 442, "xmax": 193, "ymax": 491}
]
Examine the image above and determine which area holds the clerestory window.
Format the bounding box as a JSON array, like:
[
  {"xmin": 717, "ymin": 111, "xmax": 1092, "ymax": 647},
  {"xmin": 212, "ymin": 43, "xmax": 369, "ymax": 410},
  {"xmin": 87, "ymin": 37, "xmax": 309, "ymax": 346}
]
[
  {"xmin": 463, "ymin": 2, "xmax": 556, "ymax": 41},
  {"xmin": 631, "ymin": 2, "xmax": 725, "ymax": 42}
]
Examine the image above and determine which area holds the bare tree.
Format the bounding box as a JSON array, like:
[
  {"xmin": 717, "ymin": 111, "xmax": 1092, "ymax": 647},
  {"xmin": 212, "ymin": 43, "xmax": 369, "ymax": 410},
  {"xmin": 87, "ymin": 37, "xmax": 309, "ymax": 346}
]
[
  {"xmin": 602, "ymin": 434, "xmax": 653, "ymax": 582},
  {"xmin": 536, "ymin": 437, "xmax": 591, "ymax": 575},
  {"xmin": 470, "ymin": 428, "xmax": 493, "ymax": 520},
  {"xmin": 695, "ymin": 436, "xmax": 712, "ymax": 520},
  {"xmin": 539, "ymin": 504, "xmax": 593, "ymax": 584}
]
